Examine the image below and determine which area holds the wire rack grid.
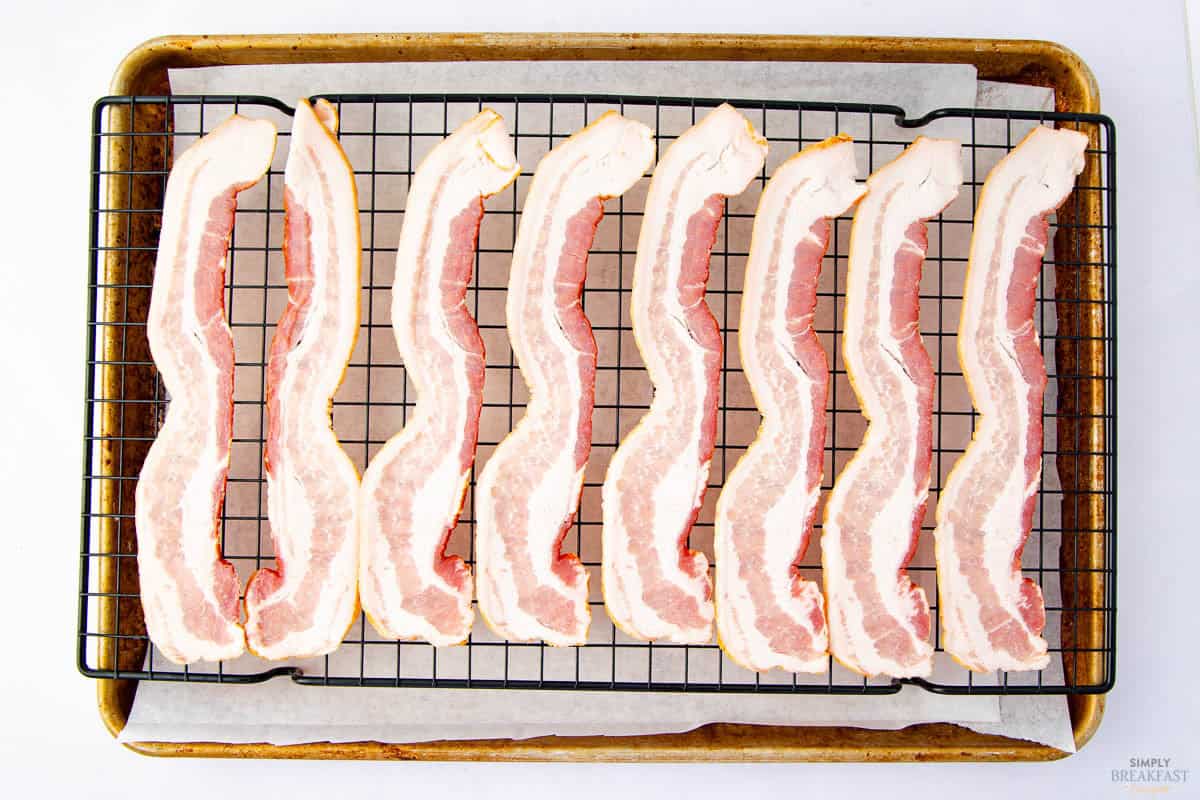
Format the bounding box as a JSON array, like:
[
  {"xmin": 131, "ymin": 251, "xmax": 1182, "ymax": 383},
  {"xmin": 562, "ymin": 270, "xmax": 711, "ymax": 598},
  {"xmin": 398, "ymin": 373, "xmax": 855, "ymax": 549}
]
[{"xmin": 79, "ymin": 92, "xmax": 1116, "ymax": 696}]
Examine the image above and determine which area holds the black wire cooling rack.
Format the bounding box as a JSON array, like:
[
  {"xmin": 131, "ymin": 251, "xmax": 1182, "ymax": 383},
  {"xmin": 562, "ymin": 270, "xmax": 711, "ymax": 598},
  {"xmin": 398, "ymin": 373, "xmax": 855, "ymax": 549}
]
[{"xmin": 79, "ymin": 93, "xmax": 1116, "ymax": 696}]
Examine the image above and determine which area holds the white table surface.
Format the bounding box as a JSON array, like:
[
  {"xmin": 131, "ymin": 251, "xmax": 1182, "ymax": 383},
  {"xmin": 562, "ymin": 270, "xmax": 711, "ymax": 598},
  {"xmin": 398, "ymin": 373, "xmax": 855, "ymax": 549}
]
[{"xmin": 1, "ymin": 1, "xmax": 1194, "ymax": 796}]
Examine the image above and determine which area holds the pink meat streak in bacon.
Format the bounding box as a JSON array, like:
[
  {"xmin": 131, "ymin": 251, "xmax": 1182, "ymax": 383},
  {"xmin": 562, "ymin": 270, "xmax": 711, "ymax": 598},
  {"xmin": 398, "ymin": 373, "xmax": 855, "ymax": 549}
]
[
  {"xmin": 359, "ymin": 110, "xmax": 519, "ymax": 646},
  {"xmin": 134, "ymin": 114, "xmax": 276, "ymax": 664},
  {"xmin": 714, "ymin": 136, "xmax": 863, "ymax": 673},
  {"xmin": 244, "ymin": 99, "xmax": 363, "ymax": 660},
  {"xmin": 934, "ymin": 126, "xmax": 1087, "ymax": 672},
  {"xmin": 475, "ymin": 112, "xmax": 654, "ymax": 645},
  {"xmin": 822, "ymin": 136, "xmax": 962, "ymax": 678},
  {"xmin": 601, "ymin": 104, "xmax": 767, "ymax": 644}
]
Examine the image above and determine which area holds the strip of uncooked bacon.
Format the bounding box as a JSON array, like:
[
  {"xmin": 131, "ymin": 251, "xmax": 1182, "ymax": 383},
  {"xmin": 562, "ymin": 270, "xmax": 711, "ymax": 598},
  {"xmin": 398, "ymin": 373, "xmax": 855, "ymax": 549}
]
[
  {"xmin": 244, "ymin": 100, "xmax": 362, "ymax": 660},
  {"xmin": 359, "ymin": 110, "xmax": 519, "ymax": 646},
  {"xmin": 822, "ymin": 136, "xmax": 962, "ymax": 678},
  {"xmin": 134, "ymin": 115, "xmax": 276, "ymax": 664},
  {"xmin": 475, "ymin": 112, "xmax": 654, "ymax": 646},
  {"xmin": 714, "ymin": 136, "xmax": 863, "ymax": 673},
  {"xmin": 602, "ymin": 104, "xmax": 767, "ymax": 644},
  {"xmin": 934, "ymin": 126, "xmax": 1087, "ymax": 672}
]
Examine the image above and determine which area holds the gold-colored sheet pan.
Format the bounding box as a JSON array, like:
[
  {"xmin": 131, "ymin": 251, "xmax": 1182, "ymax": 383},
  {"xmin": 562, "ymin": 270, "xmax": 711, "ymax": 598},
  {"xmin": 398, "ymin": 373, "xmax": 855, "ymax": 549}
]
[{"xmin": 90, "ymin": 32, "xmax": 1109, "ymax": 761}]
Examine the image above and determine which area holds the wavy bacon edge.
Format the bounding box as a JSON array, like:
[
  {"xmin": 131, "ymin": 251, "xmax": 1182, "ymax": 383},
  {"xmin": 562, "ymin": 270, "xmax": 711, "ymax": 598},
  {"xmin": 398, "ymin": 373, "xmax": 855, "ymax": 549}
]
[
  {"xmin": 475, "ymin": 111, "xmax": 655, "ymax": 647},
  {"xmin": 244, "ymin": 98, "xmax": 363, "ymax": 661},
  {"xmin": 713, "ymin": 135, "xmax": 864, "ymax": 674},
  {"xmin": 822, "ymin": 136, "xmax": 963, "ymax": 679},
  {"xmin": 933, "ymin": 125, "xmax": 1088, "ymax": 673},
  {"xmin": 600, "ymin": 104, "xmax": 768, "ymax": 645},
  {"xmin": 135, "ymin": 114, "xmax": 277, "ymax": 665},
  {"xmin": 358, "ymin": 109, "xmax": 520, "ymax": 647}
]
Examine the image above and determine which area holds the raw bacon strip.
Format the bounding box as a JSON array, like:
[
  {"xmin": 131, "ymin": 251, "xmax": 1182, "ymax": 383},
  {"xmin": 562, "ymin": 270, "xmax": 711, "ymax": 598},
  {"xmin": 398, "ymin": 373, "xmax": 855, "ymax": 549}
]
[
  {"xmin": 359, "ymin": 110, "xmax": 519, "ymax": 646},
  {"xmin": 602, "ymin": 104, "xmax": 767, "ymax": 644},
  {"xmin": 822, "ymin": 136, "xmax": 962, "ymax": 678},
  {"xmin": 475, "ymin": 112, "xmax": 654, "ymax": 646},
  {"xmin": 934, "ymin": 126, "xmax": 1087, "ymax": 672},
  {"xmin": 134, "ymin": 115, "xmax": 277, "ymax": 664},
  {"xmin": 244, "ymin": 100, "xmax": 362, "ymax": 660},
  {"xmin": 714, "ymin": 136, "xmax": 863, "ymax": 673}
]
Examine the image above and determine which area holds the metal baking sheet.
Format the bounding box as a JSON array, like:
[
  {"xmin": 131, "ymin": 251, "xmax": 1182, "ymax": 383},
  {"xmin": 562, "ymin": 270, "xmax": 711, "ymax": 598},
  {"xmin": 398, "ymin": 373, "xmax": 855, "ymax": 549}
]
[{"xmin": 82, "ymin": 34, "xmax": 1113, "ymax": 767}]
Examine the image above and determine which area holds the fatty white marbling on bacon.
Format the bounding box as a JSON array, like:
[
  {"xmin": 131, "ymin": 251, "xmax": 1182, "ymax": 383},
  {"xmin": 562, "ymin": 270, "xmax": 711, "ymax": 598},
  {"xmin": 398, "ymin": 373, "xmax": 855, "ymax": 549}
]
[
  {"xmin": 601, "ymin": 104, "xmax": 767, "ymax": 644},
  {"xmin": 822, "ymin": 136, "xmax": 962, "ymax": 678},
  {"xmin": 934, "ymin": 126, "xmax": 1087, "ymax": 672},
  {"xmin": 475, "ymin": 112, "xmax": 654, "ymax": 646},
  {"xmin": 134, "ymin": 115, "xmax": 276, "ymax": 664},
  {"xmin": 714, "ymin": 136, "xmax": 863, "ymax": 673},
  {"xmin": 244, "ymin": 100, "xmax": 363, "ymax": 660},
  {"xmin": 359, "ymin": 111, "xmax": 519, "ymax": 646}
]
